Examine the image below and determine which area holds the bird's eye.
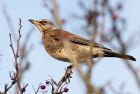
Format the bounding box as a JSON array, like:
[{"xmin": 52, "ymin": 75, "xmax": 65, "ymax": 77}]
[{"xmin": 41, "ymin": 21, "xmax": 47, "ymax": 25}]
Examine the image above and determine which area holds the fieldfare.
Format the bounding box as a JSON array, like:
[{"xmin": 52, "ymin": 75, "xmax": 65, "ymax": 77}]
[{"xmin": 29, "ymin": 19, "xmax": 136, "ymax": 63}]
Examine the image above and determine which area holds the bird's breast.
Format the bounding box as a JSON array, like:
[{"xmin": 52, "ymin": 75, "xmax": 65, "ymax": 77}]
[{"xmin": 42, "ymin": 36, "xmax": 69, "ymax": 62}]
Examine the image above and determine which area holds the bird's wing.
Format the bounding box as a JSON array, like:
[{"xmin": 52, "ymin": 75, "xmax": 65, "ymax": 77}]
[{"xmin": 62, "ymin": 31, "xmax": 111, "ymax": 51}]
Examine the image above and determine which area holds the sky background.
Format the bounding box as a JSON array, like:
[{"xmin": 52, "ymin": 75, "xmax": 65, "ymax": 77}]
[{"xmin": 0, "ymin": 0, "xmax": 140, "ymax": 94}]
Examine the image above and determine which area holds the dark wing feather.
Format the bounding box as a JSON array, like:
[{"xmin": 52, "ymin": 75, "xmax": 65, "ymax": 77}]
[
  {"xmin": 62, "ymin": 31, "xmax": 111, "ymax": 51},
  {"xmin": 70, "ymin": 37, "xmax": 111, "ymax": 51}
]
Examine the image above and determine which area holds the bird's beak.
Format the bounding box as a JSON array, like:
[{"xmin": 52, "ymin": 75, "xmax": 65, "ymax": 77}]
[
  {"xmin": 28, "ymin": 19, "xmax": 45, "ymax": 33},
  {"xmin": 28, "ymin": 19, "xmax": 40, "ymax": 25}
]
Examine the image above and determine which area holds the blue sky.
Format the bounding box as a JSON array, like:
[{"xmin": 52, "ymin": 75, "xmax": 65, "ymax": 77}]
[{"xmin": 0, "ymin": 0, "xmax": 140, "ymax": 94}]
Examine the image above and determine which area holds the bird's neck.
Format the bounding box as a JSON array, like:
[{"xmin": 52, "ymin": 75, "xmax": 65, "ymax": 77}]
[{"xmin": 45, "ymin": 26, "xmax": 58, "ymax": 31}]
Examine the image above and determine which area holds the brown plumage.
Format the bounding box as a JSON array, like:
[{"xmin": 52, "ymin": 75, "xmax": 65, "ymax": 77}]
[{"xmin": 29, "ymin": 19, "xmax": 136, "ymax": 62}]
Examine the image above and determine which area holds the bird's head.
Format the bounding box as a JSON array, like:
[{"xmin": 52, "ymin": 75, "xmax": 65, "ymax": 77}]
[{"xmin": 29, "ymin": 19, "xmax": 56, "ymax": 33}]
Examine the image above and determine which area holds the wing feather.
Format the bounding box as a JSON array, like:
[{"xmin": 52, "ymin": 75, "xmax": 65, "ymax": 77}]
[
  {"xmin": 51, "ymin": 30, "xmax": 111, "ymax": 51},
  {"xmin": 61, "ymin": 31, "xmax": 111, "ymax": 51}
]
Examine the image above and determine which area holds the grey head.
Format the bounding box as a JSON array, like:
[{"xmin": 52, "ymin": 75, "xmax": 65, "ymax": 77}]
[{"xmin": 28, "ymin": 19, "xmax": 56, "ymax": 33}]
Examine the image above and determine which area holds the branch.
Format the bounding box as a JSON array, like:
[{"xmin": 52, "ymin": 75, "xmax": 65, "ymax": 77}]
[
  {"xmin": 8, "ymin": 19, "xmax": 28, "ymax": 94},
  {"xmin": 33, "ymin": 65, "xmax": 72, "ymax": 94},
  {"xmin": 54, "ymin": 65, "xmax": 73, "ymax": 94}
]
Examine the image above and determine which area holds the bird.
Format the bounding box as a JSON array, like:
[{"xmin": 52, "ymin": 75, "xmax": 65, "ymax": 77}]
[{"xmin": 29, "ymin": 19, "xmax": 136, "ymax": 63}]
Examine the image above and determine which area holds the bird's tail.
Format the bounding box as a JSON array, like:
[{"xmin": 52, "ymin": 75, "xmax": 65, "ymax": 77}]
[{"xmin": 104, "ymin": 51, "xmax": 136, "ymax": 61}]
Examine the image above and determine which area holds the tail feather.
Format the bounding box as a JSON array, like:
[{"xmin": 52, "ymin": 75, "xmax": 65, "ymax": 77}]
[{"xmin": 104, "ymin": 51, "xmax": 136, "ymax": 61}]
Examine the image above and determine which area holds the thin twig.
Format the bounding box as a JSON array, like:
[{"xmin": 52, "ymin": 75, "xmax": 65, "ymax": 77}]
[
  {"xmin": 54, "ymin": 65, "xmax": 73, "ymax": 94},
  {"xmin": 4, "ymin": 83, "xmax": 14, "ymax": 94},
  {"xmin": 3, "ymin": 5, "xmax": 17, "ymax": 40},
  {"xmin": 16, "ymin": 19, "xmax": 22, "ymax": 58},
  {"xmin": 9, "ymin": 19, "xmax": 26, "ymax": 94}
]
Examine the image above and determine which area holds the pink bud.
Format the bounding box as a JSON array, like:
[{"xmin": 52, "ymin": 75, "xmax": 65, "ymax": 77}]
[
  {"xmin": 40, "ymin": 85, "xmax": 46, "ymax": 89},
  {"xmin": 46, "ymin": 80, "xmax": 50, "ymax": 84},
  {"xmin": 64, "ymin": 87, "xmax": 69, "ymax": 92}
]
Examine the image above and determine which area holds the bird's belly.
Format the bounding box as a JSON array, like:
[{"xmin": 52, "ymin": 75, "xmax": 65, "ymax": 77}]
[
  {"xmin": 60, "ymin": 44, "xmax": 93, "ymax": 62},
  {"xmin": 51, "ymin": 44, "xmax": 104, "ymax": 62},
  {"xmin": 45, "ymin": 44, "xmax": 104, "ymax": 63}
]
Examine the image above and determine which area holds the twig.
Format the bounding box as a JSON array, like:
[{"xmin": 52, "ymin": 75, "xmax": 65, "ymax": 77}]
[
  {"xmin": 3, "ymin": 6, "xmax": 33, "ymax": 93},
  {"xmin": 32, "ymin": 84, "xmax": 40, "ymax": 94},
  {"xmin": 16, "ymin": 19, "xmax": 22, "ymax": 58},
  {"xmin": 54, "ymin": 65, "xmax": 73, "ymax": 94},
  {"xmin": 8, "ymin": 19, "xmax": 27, "ymax": 94},
  {"xmin": 9, "ymin": 33, "xmax": 17, "ymax": 63},
  {"xmin": 4, "ymin": 83, "xmax": 14, "ymax": 94},
  {"xmin": 3, "ymin": 5, "xmax": 17, "ymax": 40}
]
